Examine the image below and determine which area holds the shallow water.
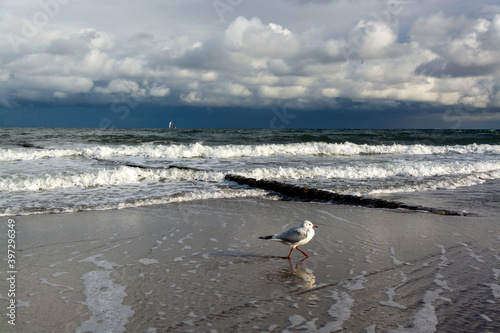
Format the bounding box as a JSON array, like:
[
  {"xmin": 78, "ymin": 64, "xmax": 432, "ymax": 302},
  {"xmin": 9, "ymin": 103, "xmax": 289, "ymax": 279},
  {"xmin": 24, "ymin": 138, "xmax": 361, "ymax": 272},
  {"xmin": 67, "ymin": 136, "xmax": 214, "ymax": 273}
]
[{"xmin": 3, "ymin": 198, "xmax": 499, "ymax": 332}]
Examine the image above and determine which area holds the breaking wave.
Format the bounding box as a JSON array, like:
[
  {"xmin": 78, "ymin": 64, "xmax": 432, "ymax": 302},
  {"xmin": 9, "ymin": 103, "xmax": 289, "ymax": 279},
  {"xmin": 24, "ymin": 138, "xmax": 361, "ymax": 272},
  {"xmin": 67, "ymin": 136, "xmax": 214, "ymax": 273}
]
[
  {"xmin": 2, "ymin": 142, "xmax": 500, "ymax": 161},
  {"xmin": 236, "ymin": 160, "xmax": 500, "ymax": 181},
  {"xmin": 0, "ymin": 167, "xmax": 225, "ymax": 192},
  {"xmin": 3, "ymin": 159, "xmax": 500, "ymax": 193}
]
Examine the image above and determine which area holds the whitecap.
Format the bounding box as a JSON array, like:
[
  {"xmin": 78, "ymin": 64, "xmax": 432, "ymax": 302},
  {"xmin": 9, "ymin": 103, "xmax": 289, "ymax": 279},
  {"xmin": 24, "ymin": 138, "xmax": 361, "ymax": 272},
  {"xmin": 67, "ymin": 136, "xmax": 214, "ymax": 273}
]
[{"xmin": 3, "ymin": 142, "xmax": 500, "ymax": 161}]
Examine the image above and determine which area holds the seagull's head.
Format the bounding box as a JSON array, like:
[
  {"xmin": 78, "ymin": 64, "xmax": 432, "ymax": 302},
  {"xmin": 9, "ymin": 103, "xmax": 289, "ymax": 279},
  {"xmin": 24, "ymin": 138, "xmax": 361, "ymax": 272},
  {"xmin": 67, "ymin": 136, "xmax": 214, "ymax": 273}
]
[{"xmin": 302, "ymin": 220, "xmax": 318, "ymax": 229}]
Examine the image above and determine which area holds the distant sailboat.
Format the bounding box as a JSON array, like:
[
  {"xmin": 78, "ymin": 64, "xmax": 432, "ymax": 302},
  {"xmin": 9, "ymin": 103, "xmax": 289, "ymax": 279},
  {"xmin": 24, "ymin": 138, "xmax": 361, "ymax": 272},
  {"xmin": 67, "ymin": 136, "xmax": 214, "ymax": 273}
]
[{"xmin": 169, "ymin": 120, "xmax": 174, "ymax": 129}]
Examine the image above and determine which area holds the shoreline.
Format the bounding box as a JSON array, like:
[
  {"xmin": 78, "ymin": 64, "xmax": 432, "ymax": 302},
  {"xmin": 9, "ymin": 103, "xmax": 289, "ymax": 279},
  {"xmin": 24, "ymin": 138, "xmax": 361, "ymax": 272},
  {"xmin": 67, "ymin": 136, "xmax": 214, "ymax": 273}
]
[{"xmin": 1, "ymin": 198, "xmax": 499, "ymax": 332}]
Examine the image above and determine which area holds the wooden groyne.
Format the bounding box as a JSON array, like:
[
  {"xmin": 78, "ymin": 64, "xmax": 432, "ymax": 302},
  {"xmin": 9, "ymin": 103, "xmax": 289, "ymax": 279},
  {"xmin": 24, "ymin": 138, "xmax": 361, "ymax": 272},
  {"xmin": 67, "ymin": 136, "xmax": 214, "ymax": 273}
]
[{"xmin": 224, "ymin": 174, "xmax": 467, "ymax": 216}]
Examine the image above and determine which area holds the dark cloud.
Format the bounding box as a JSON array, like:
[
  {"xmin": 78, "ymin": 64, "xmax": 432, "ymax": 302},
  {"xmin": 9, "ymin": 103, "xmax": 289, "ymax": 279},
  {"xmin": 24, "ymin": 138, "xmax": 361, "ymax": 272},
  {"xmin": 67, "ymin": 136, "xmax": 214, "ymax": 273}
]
[
  {"xmin": 0, "ymin": 0, "xmax": 499, "ymax": 122},
  {"xmin": 415, "ymin": 58, "xmax": 499, "ymax": 78},
  {"xmin": 47, "ymin": 36, "xmax": 90, "ymax": 56}
]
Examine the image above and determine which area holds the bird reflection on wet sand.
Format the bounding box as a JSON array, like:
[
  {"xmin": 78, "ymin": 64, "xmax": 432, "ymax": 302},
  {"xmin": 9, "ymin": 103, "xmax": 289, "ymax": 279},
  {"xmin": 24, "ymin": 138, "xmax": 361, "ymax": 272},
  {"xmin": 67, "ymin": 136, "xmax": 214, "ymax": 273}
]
[{"xmin": 272, "ymin": 258, "xmax": 317, "ymax": 291}]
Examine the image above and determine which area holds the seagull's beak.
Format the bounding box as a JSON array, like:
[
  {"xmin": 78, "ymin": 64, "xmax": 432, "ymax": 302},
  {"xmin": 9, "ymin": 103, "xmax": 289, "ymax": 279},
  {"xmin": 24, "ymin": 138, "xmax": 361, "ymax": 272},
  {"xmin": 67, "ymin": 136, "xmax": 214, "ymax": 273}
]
[{"xmin": 313, "ymin": 225, "xmax": 318, "ymax": 228}]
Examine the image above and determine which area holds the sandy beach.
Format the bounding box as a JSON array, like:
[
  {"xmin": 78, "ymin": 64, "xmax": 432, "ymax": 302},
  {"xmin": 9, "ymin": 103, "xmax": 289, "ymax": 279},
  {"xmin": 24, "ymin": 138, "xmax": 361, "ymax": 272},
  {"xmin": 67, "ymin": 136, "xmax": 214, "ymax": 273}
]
[{"xmin": 2, "ymin": 198, "xmax": 499, "ymax": 332}]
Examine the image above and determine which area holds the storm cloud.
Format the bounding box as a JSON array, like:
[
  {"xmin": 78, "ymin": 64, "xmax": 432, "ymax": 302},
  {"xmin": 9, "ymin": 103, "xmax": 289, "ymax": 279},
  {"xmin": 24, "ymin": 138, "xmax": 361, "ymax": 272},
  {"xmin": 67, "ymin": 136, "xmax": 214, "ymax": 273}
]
[{"xmin": 1, "ymin": 0, "xmax": 499, "ymax": 126}]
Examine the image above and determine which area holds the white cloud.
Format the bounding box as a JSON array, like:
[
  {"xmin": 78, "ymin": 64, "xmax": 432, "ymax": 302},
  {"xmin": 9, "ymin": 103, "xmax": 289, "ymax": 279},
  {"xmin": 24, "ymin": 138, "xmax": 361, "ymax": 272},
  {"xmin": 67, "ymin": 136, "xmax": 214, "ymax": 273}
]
[
  {"xmin": 224, "ymin": 16, "xmax": 300, "ymax": 58},
  {"xmin": 118, "ymin": 57, "xmax": 145, "ymax": 77},
  {"xmin": 201, "ymin": 71, "xmax": 218, "ymax": 81},
  {"xmin": 259, "ymin": 85, "xmax": 307, "ymax": 99},
  {"xmin": 148, "ymin": 86, "xmax": 170, "ymax": 97},
  {"xmin": 83, "ymin": 29, "xmax": 114, "ymax": 51},
  {"xmin": 224, "ymin": 16, "xmax": 262, "ymax": 49},
  {"xmin": 214, "ymin": 82, "xmax": 252, "ymax": 97},
  {"xmin": 180, "ymin": 91, "xmax": 201, "ymax": 103},
  {"xmin": 322, "ymin": 88, "xmax": 340, "ymax": 98},
  {"xmin": 80, "ymin": 49, "xmax": 115, "ymax": 78},
  {"xmin": 350, "ymin": 20, "xmax": 398, "ymax": 58},
  {"xmin": 412, "ymin": 13, "xmax": 500, "ymax": 75}
]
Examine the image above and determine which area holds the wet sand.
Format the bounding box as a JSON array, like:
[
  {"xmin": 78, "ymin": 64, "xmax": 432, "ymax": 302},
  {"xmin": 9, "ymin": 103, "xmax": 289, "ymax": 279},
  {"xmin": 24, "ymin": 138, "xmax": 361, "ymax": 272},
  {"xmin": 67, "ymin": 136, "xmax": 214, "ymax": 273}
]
[{"xmin": 1, "ymin": 198, "xmax": 499, "ymax": 332}]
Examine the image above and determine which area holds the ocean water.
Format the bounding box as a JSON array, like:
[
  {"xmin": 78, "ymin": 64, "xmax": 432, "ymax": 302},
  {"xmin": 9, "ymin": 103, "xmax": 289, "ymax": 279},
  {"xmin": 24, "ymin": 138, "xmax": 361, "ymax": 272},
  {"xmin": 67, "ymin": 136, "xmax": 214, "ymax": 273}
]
[{"xmin": 1, "ymin": 128, "xmax": 500, "ymax": 216}]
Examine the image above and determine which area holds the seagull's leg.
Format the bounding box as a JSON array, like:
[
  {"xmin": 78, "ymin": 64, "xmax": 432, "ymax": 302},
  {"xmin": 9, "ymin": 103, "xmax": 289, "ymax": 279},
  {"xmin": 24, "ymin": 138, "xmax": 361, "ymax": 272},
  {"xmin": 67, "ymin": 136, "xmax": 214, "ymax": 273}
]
[
  {"xmin": 287, "ymin": 247, "xmax": 294, "ymax": 259},
  {"xmin": 296, "ymin": 246, "xmax": 308, "ymax": 257}
]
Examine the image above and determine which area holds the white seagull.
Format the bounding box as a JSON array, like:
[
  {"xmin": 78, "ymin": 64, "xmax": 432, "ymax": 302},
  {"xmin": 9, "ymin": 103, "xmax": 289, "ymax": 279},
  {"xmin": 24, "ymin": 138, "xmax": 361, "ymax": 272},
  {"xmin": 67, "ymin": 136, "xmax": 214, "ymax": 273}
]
[{"xmin": 259, "ymin": 220, "xmax": 318, "ymax": 259}]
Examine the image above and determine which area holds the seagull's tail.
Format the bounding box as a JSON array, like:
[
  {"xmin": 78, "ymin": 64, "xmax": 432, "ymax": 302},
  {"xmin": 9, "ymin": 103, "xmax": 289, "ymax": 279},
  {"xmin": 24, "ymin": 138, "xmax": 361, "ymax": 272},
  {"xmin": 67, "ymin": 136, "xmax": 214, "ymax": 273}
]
[{"xmin": 259, "ymin": 235, "xmax": 273, "ymax": 240}]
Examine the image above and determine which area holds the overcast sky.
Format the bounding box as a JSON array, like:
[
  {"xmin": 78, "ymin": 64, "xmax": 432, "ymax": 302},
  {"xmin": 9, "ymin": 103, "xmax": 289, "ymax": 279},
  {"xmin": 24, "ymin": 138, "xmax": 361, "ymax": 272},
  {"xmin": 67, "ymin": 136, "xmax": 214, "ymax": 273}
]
[{"xmin": 1, "ymin": 0, "xmax": 500, "ymax": 128}]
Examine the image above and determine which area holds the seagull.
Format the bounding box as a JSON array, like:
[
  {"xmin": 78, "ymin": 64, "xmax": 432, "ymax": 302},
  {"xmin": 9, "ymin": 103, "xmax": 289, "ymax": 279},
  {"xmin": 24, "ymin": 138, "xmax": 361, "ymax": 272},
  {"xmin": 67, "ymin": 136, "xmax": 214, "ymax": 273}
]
[{"xmin": 259, "ymin": 220, "xmax": 318, "ymax": 259}]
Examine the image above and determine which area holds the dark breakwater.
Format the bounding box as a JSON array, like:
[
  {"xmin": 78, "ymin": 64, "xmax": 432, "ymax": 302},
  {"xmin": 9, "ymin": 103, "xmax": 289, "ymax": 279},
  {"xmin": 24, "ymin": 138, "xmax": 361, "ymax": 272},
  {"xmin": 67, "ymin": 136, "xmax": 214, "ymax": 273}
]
[{"xmin": 224, "ymin": 174, "xmax": 467, "ymax": 216}]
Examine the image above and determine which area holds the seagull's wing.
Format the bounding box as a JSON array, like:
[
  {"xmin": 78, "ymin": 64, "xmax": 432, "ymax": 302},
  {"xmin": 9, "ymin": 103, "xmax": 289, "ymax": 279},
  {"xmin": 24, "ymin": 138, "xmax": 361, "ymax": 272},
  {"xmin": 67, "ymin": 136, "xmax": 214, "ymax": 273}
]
[{"xmin": 274, "ymin": 227, "xmax": 307, "ymax": 244}]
